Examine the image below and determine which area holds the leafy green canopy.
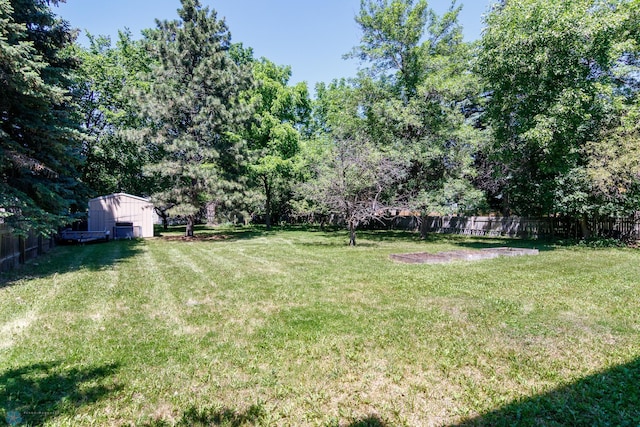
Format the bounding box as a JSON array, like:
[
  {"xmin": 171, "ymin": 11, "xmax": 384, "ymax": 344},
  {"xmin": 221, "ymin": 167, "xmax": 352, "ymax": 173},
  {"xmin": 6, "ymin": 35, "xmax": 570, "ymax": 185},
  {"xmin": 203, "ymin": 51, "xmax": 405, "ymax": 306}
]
[
  {"xmin": 139, "ymin": 0, "xmax": 253, "ymax": 236},
  {"xmin": 0, "ymin": 0, "xmax": 84, "ymax": 235},
  {"xmin": 348, "ymin": 0, "xmax": 462, "ymax": 96},
  {"xmin": 301, "ymin": 80, "xmax": 407, "ymax": 245},
  {"xmin": 246, "ymin": 53, "xmax": 311, "ymax": 229},
  {"xmin": 74, "ymin": 31, "xmax": 154, "ymax": 197},
  {"xmin": 299, "ymin": 0, "xmax": 485, "ymax": 245},
  {"xmin": 479, "ymin": 0, "xmax": 640, "ymax": 217},
  {"xmin": 349, "ymin": 0, "xmax": 485, "ymax": 215}
]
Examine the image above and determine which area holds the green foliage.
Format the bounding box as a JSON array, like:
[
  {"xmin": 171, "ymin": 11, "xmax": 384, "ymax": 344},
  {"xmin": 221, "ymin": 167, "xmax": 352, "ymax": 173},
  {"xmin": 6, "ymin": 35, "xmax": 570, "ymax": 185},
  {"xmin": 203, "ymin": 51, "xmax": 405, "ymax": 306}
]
[
  {"xmin": 243, "ymin": 50, "xmax": 311, "ymax": 228},
  {"xmin": 139, "ymin": 0, "xmax": 254, "ymax": 236},
  {"xmin": 74, "ymin": 31, "xmax": 154, "ymax": 196},
  {"xmin": 0, "ymin": 0, "xmax": 85, "ymax": 235},
  {"xmin": 309, "ymin": 79, "xmax": 361, "ymax": 138},
  {"xmin": 295, "ymin": 1, "xmax": 486, "ymax": 243},
  {"xmin": 348, "ymin": 0, "xmax": 462, "ymax": 95},
  {"xmin": 478, "ymin": 0, "xmax": 640, "ymax": 217},
  {"xmin": 5, "ymin": 0, "xmax": 639, "ymax": 237},
  {"xmin": 349, "ymin": 0, "xmax": 485, "ymax": 216},
  {"xmin": 302, "ymin": 79, "xmax": 409, "ymax": 245}
]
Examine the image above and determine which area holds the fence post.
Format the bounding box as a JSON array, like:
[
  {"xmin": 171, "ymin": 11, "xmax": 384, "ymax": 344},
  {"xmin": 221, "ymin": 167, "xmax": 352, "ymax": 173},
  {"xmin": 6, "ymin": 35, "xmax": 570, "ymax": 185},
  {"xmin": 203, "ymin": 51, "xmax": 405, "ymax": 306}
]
[{"xmin": 19, "ymin": 236, "xmax": 25, "ymax": 264}]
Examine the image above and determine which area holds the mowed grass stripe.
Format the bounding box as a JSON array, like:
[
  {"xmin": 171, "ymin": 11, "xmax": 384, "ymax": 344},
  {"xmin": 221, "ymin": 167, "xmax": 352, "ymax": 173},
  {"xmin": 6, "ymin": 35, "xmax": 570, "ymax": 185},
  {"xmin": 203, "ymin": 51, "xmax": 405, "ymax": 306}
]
[{"xmin": 0, "ymin": 242, "xmax": 132, "ymax": 360}]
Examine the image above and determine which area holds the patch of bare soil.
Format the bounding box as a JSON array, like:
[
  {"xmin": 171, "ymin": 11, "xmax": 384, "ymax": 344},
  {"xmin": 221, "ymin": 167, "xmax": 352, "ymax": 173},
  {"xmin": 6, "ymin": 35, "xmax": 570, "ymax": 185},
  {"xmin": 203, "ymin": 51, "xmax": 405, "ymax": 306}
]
[
  {"xmin": 160, "ymin": 233, "xmax": 230, "ymax": 242},
  {"xmin": 390, "ymin": 247, "xmax": 539, "ymax": 264}
]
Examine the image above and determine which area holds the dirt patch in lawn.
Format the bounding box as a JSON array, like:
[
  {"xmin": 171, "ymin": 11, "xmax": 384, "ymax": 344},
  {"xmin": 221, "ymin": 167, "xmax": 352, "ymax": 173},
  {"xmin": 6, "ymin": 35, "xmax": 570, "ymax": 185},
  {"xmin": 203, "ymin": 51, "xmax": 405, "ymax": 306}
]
[
  {"xmin": 160, "ymin": 233, "xmax": 231, "ymax": 242},
  {"xmin": 390, "ymin": 247, "xmax": 539, "ymax": 264}
]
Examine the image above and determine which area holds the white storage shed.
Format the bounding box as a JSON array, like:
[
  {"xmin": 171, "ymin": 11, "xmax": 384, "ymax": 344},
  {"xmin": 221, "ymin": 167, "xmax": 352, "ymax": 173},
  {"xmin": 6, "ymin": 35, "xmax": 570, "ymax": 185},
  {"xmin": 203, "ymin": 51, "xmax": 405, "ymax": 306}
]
[{"xmin": 88, "ymin": 193, "xmax": 154, "ymax": 238}]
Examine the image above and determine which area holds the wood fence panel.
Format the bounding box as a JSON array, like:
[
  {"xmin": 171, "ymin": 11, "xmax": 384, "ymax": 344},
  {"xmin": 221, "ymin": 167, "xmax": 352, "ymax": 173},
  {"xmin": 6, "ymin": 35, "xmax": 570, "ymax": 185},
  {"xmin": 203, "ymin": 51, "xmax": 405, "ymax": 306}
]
[
  {"xmin": 418, "ymin": 215, "xmax": 639, "ymax": 240},
  {"xmin": 0, "ymin": 225, "xmax": 55, "ymax": 272},
  {"xmin": 0, "ymin": 225, "xmax": 19, "ymax": 272}
]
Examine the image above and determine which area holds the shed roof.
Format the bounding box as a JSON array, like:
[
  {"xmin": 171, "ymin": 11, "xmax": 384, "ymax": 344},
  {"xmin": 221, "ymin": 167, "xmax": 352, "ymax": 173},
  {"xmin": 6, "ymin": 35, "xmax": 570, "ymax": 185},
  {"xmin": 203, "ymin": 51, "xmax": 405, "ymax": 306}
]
[{"xmin": 89, "ymin": 193, "xmax": 151, "ymax": 203}]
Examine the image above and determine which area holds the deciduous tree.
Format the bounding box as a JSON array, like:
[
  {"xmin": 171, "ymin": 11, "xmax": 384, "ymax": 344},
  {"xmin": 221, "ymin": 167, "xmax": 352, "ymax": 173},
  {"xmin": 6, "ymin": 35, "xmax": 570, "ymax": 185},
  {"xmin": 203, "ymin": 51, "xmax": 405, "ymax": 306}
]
[
  {"xmin": 74, "ymin": 31, "xmax": 153, "ymax": 196},
  {"xmin": 350, "ymin": 0, "xmax": 485, "ymax": 222},
  {"xmin": 302, "ymin": 135, "xmax": 405, "ymax": 246},
  {"xmin": 245, "ymin": 53, "xmax": 310, "ymax": 229},
  {"xmin": 302, "ymin": 80, "xmax": 406, "ymax": 245},
  {"xmin": 478, "ymin": 0, "xmax": 640, "ymax": 222}
]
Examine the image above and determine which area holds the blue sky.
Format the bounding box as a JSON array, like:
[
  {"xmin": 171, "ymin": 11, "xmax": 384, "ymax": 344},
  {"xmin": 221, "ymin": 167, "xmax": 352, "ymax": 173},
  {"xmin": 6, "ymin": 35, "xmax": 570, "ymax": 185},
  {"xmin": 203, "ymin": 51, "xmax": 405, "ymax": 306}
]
[{"xmin": 55, "ymin": 1, "xmax": 493, "ymax": 89}]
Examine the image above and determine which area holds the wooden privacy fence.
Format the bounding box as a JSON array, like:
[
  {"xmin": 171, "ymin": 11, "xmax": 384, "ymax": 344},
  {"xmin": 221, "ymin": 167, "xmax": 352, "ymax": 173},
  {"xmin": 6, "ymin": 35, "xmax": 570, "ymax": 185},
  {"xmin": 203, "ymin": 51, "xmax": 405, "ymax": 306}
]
[
  {"xmin": 585, "ymin": 216, "xmax": 640, "ymax": 239},
  {"xmin": 0, "ymin": 225, "xmax": 55, "ymax": 272},
  {"xmin": 416, "ymin": 215, "xmax": 640, "ymax": 240},
  {"xmin": 421, "ymin": 216, "xmax": 553, "ymax": 238},
  {"xmin": 293, "ymin": 213, "xmax": 640, "ymax": 240}
]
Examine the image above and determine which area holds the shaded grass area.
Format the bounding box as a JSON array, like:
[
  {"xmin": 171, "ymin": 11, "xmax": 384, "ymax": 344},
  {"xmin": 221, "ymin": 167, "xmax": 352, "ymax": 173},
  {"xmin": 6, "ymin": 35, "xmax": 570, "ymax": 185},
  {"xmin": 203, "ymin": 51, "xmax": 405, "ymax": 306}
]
[
  {"xmin": 0, "ymin": 239, "xmax": 144, "ymax": 289},
  {"xmin": 455, "ymin": 357, "xmax": 640, "ymax": 426},
  {"xmin": 1, "ymin": 361, "xmax": 121, "ymax": 426},
  {"xmin": 0, "ymin": 226, "xmax": 639, "ymax": 425}
]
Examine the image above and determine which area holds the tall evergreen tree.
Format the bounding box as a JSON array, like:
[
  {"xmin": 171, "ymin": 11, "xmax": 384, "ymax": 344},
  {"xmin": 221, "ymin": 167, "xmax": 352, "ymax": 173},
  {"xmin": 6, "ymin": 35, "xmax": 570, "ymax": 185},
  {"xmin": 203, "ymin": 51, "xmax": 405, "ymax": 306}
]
[
  {"xmin": 0, "ymin": 0, "xmax": 84, "ymax": 234},
  {"xmin": 139, "ymin": 0, "xmax": 253, "ymax": 236}
]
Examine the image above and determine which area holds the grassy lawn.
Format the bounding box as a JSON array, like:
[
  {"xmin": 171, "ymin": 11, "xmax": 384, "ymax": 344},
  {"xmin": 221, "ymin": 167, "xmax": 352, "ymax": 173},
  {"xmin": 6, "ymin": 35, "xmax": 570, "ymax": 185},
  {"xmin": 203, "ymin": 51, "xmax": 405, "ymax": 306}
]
[{"xmin": 1, "ymin": 226, "xmax": 639, "ymax": 426}]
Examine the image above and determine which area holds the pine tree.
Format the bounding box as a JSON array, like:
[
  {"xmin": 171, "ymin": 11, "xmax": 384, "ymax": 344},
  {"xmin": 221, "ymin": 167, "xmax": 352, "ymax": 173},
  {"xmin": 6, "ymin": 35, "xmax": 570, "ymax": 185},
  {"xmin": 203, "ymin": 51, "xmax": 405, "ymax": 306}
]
[
  {"xmin": 0, "ymin": 0, "xmax": 84, "ymax": 234},
  {"xmin": 140, "ymin": 0, "xmax": 253, "ymax": 236}
]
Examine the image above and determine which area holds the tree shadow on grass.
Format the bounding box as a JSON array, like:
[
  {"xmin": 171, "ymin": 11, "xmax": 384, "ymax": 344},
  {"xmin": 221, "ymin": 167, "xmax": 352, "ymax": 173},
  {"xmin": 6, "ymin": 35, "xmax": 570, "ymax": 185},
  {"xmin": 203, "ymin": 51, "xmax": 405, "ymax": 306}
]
[
  {"xmin": 305, "ymin": 228, "xmax": 557, "ymax": 251},
  {"xmin": 346, "ymin": 414, "xmax": 388, "ymax": 426},
  {"xmin": 141, "ymin": 404, "xmax": 266, "ymax": 426},
  {"xmin": 0, "ymin": 361, "xmax": 121, "ymax": 426},
  {"xmin": 291, "ymin": 228, "xmax": 420, "ymax": 248},
  {"xmin": 157, "ymin": 225, "xmax": 559, "ymax": 252},
  {"xmin": 356, "ymin": 229, "xmax": 424, "ymax": 243},
  {"xmin": 451, "ymin": 357, "xmax": 640, "ymax": 426},
  {"xmin": 143, "ymin": 405, "xmax": 388, "ymax": 427},
  {"xmin": 449, "ymin": 237, "xmax": 557, "ymax": 253},
  {"xmin": 156, "ymin": 225, "xmax": 268, "ymax": 243},
  {"xmin": 0, "ymin": 239, "xmax": 144, "ymax": 289}
]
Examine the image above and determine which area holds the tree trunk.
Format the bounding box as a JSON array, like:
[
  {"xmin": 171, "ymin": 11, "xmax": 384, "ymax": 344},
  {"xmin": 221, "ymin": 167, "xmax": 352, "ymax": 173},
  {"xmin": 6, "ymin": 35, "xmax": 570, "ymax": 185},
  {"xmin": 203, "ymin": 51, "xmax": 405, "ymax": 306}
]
[
  {"xmin": 186, "ymin": 215, "xmax": 195, "ymax": 237},
  {"xmin": 265, "ymin": 211, "xmax": 271, "ymax": 230},
  {"xmin": 155, "ymin": 207, "xmax": 170, "ymax": 231},
  {"xmin": 264, "ymin": 177, "xmax": 272, "ymax": 231},
  {"xmin": 349, "ymin": 221, "xmax": 357, "ymax": 246},
  {"xmin": 579, "ymin": 214, "xmax": 591, "ymax": 240},
  {"xmin": 205, "ymin": 201, "xmax": 217, "ymax": 225},
  {"xmin": 502, "ymin": 193, "xmax": 511, "ymax": 217},
  {"xmin": 420, "ymin": 211, "xmax": 428, "ymax": 239}
]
